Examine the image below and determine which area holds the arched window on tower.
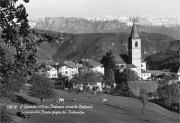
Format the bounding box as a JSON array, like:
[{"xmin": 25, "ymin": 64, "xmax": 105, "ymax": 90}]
[{"xmin": 135, "ymin": 41, "xmax": 138, "ymax": 47}]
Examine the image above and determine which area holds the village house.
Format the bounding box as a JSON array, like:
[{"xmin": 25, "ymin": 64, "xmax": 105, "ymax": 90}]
[
  {"xmin": 37, "ymin": 60, "xmax": 59, "ymax": 79},
  {"xmin": 141, "ymin": 69, "xmax": 151, "ymax": 80},
  {"xmin": 46, "ymin": 66, "xmax": 58, "ymax": 78},
  {"xmin": 81, "ymin": 59, "xmax": 104, "ymax": 75},
  {"xmin": 59, "ymin": 60, "xmax": 79, "ymax": 80}
]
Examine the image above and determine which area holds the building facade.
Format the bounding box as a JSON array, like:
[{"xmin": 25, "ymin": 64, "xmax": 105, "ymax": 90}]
[
  {"xmin": 47, "ymin": 67, "xmax": 58, "ymax": 78},
  {"xmin": 59, "ymin": 61, "xmax": 79, "ymax": 80}
]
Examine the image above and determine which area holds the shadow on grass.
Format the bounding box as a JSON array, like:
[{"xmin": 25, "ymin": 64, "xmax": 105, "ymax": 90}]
[
  {"xmin": 149, "ymin": 99, "xmax": 180, "ymax": 113},
  {"xmin": 103, "ymin": 103, "xmax": 128, "ymax": 111},
  {"xmin": 13, "ymin": 95, "xmax": 36, "ymax": 105}
]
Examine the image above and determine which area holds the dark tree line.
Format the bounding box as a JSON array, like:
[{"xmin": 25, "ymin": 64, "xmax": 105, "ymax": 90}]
[{"xmin": 101, "ymin": 50, "xmax": 138, "ymax": 96}]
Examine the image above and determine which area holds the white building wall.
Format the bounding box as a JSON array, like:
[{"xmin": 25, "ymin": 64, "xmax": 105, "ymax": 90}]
[
  {"xmin": 178, "ymin": 72, "xmax": 180, "ymax": 81},
  {"xmin": 130, "ymin": 68, "xmax": 141, "ymax": 78},
  {"xmin": 92, "ymin": 66, "xmax": 104, "ymax": 75},
  {"xmin": 59, "ymin": 66, "xmax": 79, "ymax": 80},
  {"xmin": 141, "ymin": 73, "xmax": 151, "ymax": 80},
  {"xmin": 131, "ymin": 39, "xmax": 142, "ymax": 69},
  {"xmin": 47, "ymin": 68, "xmax": 58, "ymax": 78},
  {"xmin": 141, "ymin": 62, "xmax": 146, "ymax": 70}
]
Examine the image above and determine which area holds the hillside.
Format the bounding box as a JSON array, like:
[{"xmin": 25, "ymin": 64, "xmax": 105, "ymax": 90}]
[
  {"xmin": 34, "ymin": 17, "xmax": 180, "ymax": 40},
  {"xmin": 168, "ymin": 40, "xmax": 180, "ymax": 52},
  {"xmin": 12, "ymin": 89, "xmax": 179, "ymax": 123},
  {"xmin": 50, "ymin": 32, "xmax": 175, "ymax": 62},
  {"xmin": 35, "ymin": 31, "xmax": 180, "ymax": 72},
  {"xmin": 145, "ymin": 50, "xmax": 180, "ymax": 72},
  {"xmin": 0, "ymin": 30, "xmax": 178, "ymax": 66}
]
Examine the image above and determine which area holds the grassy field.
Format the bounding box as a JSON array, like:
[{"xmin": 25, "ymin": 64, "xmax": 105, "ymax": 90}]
[
  {"xmin": 128, "ymin": 81, "xmax": 158, "ymax": 96},
  {"xmin": 5, "ymin": 89, "xmax": 180, "ymax": 123}
]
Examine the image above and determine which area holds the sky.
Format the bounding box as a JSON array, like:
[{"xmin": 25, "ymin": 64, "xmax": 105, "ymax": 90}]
[{"xmin": 18, "ymin": 0, "xmax": 180, "ymax": 19}]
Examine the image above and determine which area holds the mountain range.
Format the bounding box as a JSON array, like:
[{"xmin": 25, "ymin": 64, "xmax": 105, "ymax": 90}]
[{"xmin": 30, "ymin": 17, "xmax": 180, "ymax": 40}]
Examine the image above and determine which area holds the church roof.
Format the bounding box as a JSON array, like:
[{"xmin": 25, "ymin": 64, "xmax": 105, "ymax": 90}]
[
  {"xmin": 112, "ymin": 53, "xmax": 126, "ymax": 65},
  {"xmin": 129, "ymin": 20, "xmax": 140, "ymax": 39},
  {"xmin": 82, "ymin": 59, "xmax": 102, "ymax": 67},
  {"xmin": 178, "ymin": 67, "xmax": 180, "ymax": 73}
]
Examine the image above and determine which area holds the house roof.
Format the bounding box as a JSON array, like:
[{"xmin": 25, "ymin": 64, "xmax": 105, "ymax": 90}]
[
  {"xmin": 64, "ymin": 61, "xmax": 77, "ymax": 68},
  {"xmin": 82, "ymin": 59, "xmax": 102, "ymax": 67},
  {"xmin": 112, "ymin": 53, "xmax": 126, "ymax": 65},
  {"xmin": 126, "ymin": 64, "xmax": 137, "ymax": 68},
  {"xmin": 58, "ymin": 62, "xmax": 66, "ymax": 66}
]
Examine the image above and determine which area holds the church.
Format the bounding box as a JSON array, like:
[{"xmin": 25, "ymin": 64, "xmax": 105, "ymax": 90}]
[
  {"xmin": 127, "ymin": 20, "xmax": 151, "ymax": 80},
  {"xmin": 114, "ymin": 20, "xmax": 151, "ymax": 80}
]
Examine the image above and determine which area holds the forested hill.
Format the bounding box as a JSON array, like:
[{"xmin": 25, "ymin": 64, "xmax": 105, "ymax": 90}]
[
  {"xmin": 145, "ymin": 50, "xmax": 180, "ymax": 72},
  {"xmin": 26, "ymin": 30, "xmax": 174, "ymax": 62},
  {"xmin": 145, "ymin": 40, "xmax": 180, "ymax": 72},
  {"xmin": 0, "ymin": 30, "xmax": 178, "ymax": 67}
]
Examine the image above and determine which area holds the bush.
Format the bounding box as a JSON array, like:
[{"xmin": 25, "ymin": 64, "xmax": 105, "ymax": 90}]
[
  {"xmin": 157, "ymin": 83, "xmax": 180, "ymax": 112},
  {"xmin": 0, "ymin": 73, "xmax": 25, "ymax": 100},
  {"xmin": 112, "ymin": 84, "xmax": 134, "ymax": 97},
  {"xmin": 0, "ymin": 106, "xmax": 13, "ymax": 123},
  {"xmin": 28, "ymin": 74, "xmax": 54, "ymax": 102}
]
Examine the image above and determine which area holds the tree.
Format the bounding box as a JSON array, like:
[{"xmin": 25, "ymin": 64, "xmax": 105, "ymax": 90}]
[
  {"xmin": 0, "ymin": 0, "xmax": 39, "ymax": 101},
  {"xmin": 0, "ymin": 0, "xmax": 37, "ymax": 74},
  {"xmin": 0, "ymin": 106, "xmax": 13, "ymax": 123},
  {"xmin": 157, "ymin": 83, "xmax": 179, "ymax": 112},
  {"xmin": 123, "ymin": 68, "xmax": 139, "ymax": 81},
  {"xmin": 28, "ymin": 74, "xmax": 54, "ymax": 102},
  {"xmin": 71, "ymin": 74, "xmax": 85, "ymax": 85},
  {"xmin": 113, "ymin": 69, "xmax": 138, "ymax": 96},
  {"xmin": 101, "ymin": 50, "xmax": 116, "ymax": 86},
  {"xmin": 84, "ymin": 72, "xmax": 102, "ymax": 84},
  {"xmin": 0, "ymin": 48, "xmax": 26, "ymax": 99},
  {"xmin": 139, "ymin": 89, "xmax": 148, "ymax": 114},
  {"xmin": 0, "ymin": 73, "xmax": 25, "ymax": 99},
  {"xmin": 101, "ymin": 50, "xmax": 116, "ymax": 71},
  {"xmin": 103, "ymin": 68, "xmax": 115, "ymax": 86}
]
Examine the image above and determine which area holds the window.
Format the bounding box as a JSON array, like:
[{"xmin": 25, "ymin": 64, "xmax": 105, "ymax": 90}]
[
  {"xmin": 135, "ymin": 41, "xmax": 138, "ymax": 47},
  {"xmin": 66, "ymin": 71, "xmax": 68, "ymax": 74}
]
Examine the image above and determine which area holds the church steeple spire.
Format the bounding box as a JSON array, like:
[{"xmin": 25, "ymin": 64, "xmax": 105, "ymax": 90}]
[
  {"xmin": 129, "ymin": 19, "xmax": 140, "ymax": 39},
  {"xmin": 128, "ymin": 17, "xmax": 141, "ymax": 68}
]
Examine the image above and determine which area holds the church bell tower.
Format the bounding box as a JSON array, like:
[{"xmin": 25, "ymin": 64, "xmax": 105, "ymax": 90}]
[{"xmin": 128, "ymin": 20, "xmax": 142, "ymax": 69}]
